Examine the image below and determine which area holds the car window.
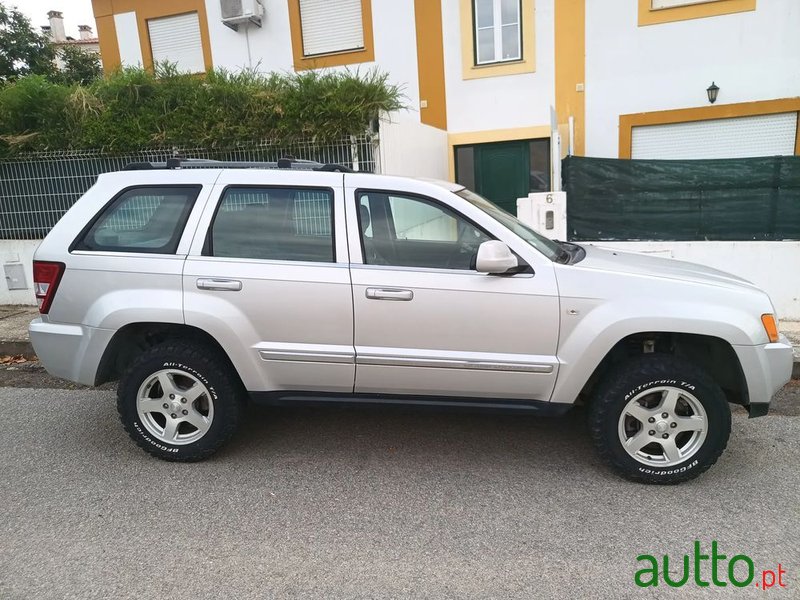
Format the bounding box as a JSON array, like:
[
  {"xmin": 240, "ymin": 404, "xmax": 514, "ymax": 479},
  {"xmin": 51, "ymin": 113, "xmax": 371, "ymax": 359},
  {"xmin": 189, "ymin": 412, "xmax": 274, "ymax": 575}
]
[
  {"xmin": 74, "ymin": 186, "xmax": 200, "ymax": 253},
  {"xmin": 209, "ymin": 187, "xmax": 334, "ymax": 263},
  {"xmin": 357, "ymin": 191, "xmax": 491, "ymax": 270}
]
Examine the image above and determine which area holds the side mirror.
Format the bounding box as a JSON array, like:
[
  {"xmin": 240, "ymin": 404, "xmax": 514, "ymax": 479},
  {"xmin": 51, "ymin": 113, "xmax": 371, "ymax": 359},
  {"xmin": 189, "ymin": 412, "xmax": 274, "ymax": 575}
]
[{"xmin": 475, "ymin": 240, "xmax": 518, "ymax": 274}]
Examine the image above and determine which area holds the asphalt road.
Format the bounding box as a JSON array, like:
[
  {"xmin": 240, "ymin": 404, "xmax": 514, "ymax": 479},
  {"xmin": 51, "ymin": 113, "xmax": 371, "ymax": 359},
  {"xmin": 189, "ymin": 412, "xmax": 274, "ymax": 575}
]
[{"xmin": 1, "ymin": 386, "xmax": 799, "ymax": 599}]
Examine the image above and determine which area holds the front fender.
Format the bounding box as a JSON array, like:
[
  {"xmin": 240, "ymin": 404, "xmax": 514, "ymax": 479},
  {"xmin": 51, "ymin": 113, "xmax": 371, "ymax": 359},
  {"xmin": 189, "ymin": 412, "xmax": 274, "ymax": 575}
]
[{"xmin": 550, "ymin": 297, "xmax": 766, "ymax": 404}]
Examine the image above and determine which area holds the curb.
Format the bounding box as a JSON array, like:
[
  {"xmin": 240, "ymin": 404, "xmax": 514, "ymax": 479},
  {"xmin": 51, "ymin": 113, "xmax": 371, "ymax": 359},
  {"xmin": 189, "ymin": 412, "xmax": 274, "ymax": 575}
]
[{"xmin": 0, "ymin": 340, "xmax": 36, "ymax": 359}]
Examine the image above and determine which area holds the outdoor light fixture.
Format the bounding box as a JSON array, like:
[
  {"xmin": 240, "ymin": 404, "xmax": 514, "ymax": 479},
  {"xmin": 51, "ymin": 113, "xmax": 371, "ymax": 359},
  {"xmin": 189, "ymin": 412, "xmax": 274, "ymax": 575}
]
[{"xmin": 706, "ymin": 82, "xmax": 719, "ymax": 104}]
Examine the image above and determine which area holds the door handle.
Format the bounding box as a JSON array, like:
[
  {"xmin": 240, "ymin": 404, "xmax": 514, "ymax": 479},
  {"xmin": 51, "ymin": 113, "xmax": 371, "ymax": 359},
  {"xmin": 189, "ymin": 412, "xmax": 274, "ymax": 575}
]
[
  {"xmin": 365, "ymin": 288, "xmax": 413, "ymax": 301},
  {"xmin": 196, "ymin": 278, "xmax": 242, "ymax": 292}
]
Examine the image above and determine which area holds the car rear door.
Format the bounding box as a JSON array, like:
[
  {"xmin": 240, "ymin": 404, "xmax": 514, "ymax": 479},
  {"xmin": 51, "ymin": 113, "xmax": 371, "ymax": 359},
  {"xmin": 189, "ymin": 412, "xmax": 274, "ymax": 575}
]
[{"xmin": 183, "ymin": 169, "xmax": 354, "ymax": 394}]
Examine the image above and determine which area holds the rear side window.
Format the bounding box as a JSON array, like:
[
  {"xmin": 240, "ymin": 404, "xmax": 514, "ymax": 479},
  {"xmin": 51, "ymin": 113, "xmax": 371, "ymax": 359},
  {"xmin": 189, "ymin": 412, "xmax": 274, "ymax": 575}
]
[
  {"xmin": 74, "ymin": 186, "xmax": 201, "ymax": 253},
  {"xmin": 208, "ymin": 187, "xmax": 334, "ymax": 263}
]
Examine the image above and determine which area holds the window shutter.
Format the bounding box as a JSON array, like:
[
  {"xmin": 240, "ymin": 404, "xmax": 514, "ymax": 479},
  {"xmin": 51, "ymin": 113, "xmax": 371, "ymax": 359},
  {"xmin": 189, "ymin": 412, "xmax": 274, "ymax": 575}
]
[
  {"xmin": 631, "ymin": 113, "xmax": 798, "ymax": 160},
  {"xmin": 148, "ymin": 12, "xmax": 205, "ymax": 73},
  {"xmin": 299, "ymin": 0, "xmax": 364, "ymax": 56}
]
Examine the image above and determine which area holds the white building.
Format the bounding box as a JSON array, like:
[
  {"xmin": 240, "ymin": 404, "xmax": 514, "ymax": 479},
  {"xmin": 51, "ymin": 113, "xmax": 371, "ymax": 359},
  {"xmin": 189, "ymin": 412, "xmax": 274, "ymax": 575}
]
[
  {"xmin": 91, "ymin": 0, "xmax": 800, "ymax": 213},
  {"xmin": 43, "ymin": 10, "xmax": 101, "ymax": 68}
]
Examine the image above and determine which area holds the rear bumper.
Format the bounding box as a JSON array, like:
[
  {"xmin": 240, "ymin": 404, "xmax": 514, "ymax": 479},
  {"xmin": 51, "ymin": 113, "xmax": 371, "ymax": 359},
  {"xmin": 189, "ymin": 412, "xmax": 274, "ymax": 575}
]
[
  {"xmin": 29, "ymin": 317, "xmax": 115, "ymax": 386},
  {"xmin": 733, "ymin": 334, "xmax": 794, "ymax": 417}
]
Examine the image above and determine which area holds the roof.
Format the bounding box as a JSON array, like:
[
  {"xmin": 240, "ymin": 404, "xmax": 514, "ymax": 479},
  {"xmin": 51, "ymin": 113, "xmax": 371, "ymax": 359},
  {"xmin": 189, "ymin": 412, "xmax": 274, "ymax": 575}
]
[{"xmin": 53, "ymin": 38, "xmax": 100, "ymax": 46}]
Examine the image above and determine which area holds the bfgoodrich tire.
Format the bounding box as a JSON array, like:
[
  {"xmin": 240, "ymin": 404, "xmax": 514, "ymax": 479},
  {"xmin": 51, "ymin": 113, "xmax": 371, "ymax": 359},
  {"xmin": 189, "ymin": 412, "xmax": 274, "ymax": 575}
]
[
  {"xmin": 117, "ymin": 341, "xmax": 245, "ymax": 461},
  {"xmin": 589, "ymin": 355, "xmax": 731, "ymax": 484}
]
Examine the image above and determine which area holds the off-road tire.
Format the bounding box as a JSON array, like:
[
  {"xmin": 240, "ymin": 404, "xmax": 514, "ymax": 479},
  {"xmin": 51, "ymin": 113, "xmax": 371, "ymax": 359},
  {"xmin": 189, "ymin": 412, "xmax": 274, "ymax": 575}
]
[
  {"xmin": 589, "ymin": 355, "xmax": 731, "ymax": 484},
  {"xmin": 117, "ymin": 341, "xmax": 245, "ymax": 461}
]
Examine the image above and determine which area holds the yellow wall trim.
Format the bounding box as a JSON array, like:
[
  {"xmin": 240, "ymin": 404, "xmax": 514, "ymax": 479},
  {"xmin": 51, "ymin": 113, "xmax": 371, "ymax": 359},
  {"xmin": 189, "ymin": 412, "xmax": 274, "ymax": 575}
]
[
  {"xmin": 414, "ymin": 0, "xmax": 447, "ymax": 130},
  {"xmin": 638, "ymin": 0, "xmax": 756, "ymax": 26},
  {"xmin": 618, "ymin": 98, "xmax": 800, "ymax": 158},
  {"xmin": 287, "ymin": 0, "xmax": 375, "ymax": 70},
  {"xmin": 459, "ymin": 0, "xmax": 535, "ymax": 80},
  {"xmin": 92, "ymin": 0, "xmax": 213, "ymax": 73},
  {"xmin": 554, "ymin": 0, "xmax": 585, "ymax": 155},
  {"xmin": 447, "ymin": 125, "xmax": 551, "ymax": 180}
]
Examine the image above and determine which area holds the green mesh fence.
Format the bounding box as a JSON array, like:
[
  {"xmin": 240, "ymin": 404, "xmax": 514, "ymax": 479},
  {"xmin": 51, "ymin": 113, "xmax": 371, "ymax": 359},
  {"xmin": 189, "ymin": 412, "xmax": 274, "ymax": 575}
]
[
  {"xmin": 0, "ymin": 136, "xmax": 377, "ymax": 240},
  {"xmin": 563, "ymin": 155, "xmax": 800, "ymax": 241}
]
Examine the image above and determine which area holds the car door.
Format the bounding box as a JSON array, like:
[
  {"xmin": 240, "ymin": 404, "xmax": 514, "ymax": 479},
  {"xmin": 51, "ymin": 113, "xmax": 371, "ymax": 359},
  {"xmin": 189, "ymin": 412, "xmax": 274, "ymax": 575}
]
[
  {"xmin": 183, "ymin": 169, "xmax": 354, "ymax": 394},
  {"xmin": 344, "ymin": 174, "xmax": 561, "ymax": 401}
]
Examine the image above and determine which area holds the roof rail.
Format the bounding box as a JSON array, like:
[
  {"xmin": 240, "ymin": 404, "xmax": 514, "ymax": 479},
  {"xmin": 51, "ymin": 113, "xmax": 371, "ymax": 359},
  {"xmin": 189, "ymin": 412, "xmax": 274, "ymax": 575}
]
[{"xmin": 122, "ymin": 157, "xmax": 354, "ymax": 173}]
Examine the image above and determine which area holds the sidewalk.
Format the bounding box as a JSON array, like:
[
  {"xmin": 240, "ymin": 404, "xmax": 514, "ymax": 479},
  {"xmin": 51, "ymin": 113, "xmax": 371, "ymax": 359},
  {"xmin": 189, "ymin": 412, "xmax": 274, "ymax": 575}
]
[
  {"xmin": 1, "ymin": 304, "xmax": 799, "ymax": 376},
  {"xmin": 0, "ymin": 305, "xmax": 38, "ymax": 358}
]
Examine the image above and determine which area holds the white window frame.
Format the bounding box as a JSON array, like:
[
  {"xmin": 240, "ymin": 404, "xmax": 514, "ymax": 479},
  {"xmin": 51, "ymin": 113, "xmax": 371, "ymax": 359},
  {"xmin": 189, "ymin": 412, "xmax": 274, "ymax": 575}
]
[
  {"xmin": 474, "ymin": 0, "xmax": 522, "ymax": 66},
  {"xmin": 651, "ymin": 0, "xmax": 726, "ymax": 9}
]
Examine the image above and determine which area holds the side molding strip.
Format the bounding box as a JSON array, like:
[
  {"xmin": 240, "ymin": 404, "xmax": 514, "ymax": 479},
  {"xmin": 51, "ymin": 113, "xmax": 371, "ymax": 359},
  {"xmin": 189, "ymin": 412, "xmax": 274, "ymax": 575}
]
[{"xmin": 356, "ymin": 354, "xmax": 554, "ymax": 373}]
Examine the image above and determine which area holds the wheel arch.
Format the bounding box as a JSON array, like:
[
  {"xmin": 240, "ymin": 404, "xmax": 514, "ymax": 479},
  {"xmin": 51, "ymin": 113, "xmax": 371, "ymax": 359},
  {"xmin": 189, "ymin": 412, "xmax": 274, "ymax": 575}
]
[
  {"xmin": 574, "ymin": 331, "xmax": 748, "ymax": 408},
  {"xmin": 95, "ymin": 322, "xmax": 245, "ymax": 391}
]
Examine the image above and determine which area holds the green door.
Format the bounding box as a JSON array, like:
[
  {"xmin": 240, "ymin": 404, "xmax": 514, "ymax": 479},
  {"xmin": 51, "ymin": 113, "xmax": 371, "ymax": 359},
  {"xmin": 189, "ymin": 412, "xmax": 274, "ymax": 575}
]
[{"xmin": 474, "ymin": 141, "xmax": 530, "ymax": 214}]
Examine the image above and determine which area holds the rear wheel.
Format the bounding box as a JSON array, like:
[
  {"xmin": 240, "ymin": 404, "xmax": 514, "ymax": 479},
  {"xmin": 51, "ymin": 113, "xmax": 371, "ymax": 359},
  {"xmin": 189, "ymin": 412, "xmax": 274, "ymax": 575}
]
[
  {"xmin": 117, "ymin": 341, "xmax": 244, "ymax": 461},
  {"xmin": 589, "ymin": 355, "xmax": 731, "ymax": 484}
]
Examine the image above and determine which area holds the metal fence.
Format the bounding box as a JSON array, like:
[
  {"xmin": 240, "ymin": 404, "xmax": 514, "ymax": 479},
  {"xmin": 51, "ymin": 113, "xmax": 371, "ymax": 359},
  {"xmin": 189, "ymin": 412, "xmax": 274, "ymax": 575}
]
[{"xmin": 0, "ymin": 135, "xmax": 378, "ymax": 240}]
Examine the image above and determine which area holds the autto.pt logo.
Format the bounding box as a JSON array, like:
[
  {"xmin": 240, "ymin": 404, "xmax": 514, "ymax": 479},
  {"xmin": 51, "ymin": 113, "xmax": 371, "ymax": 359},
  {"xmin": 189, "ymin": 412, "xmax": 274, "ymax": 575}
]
[{"xmin": 635, "ymin": 540, "xmax": 789, "ymax": 590}]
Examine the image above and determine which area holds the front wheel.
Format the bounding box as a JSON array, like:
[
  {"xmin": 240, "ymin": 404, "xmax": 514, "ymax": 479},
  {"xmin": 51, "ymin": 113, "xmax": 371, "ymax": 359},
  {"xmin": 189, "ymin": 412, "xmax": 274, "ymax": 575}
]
[
  {"xmin": 589, "ymin": 355, "xmax": 731, "ymax": 484},
  {"xmin": 117, "ymin": 341, "xmax": 245, "ymax": 461}
]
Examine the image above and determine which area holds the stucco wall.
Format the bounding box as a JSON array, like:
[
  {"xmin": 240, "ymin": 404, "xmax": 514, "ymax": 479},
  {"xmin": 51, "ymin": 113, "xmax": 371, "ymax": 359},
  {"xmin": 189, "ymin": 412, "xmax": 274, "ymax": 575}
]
[
  {"xmin": 440, "ymin": 0, "xmax": 555, "ymax": 134},
  {"xmin": 584, "ymin": 0, "xmax": 800, "ymax": 157}
]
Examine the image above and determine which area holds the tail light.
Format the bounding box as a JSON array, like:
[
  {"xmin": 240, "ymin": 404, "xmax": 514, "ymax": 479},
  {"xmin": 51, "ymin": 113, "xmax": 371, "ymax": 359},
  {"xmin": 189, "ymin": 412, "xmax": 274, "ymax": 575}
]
[{"xmin": 33, "ymin": 261, "xmax": 65, "ymax": 314}]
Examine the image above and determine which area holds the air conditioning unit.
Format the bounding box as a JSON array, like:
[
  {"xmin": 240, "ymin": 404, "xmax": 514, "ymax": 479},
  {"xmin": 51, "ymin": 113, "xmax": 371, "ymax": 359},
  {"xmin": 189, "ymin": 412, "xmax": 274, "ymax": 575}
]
[{"xmin": 221, "ymin": 0, "xmax": 263, "ymax": 30}]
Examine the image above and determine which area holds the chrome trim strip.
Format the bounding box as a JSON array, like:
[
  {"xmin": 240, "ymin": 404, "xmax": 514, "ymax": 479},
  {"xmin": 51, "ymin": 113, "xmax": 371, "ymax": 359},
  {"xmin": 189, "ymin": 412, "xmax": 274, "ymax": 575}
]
[
  {"xmin": 258, "ymin": 349, "xmax": 354, "ymax": 364},
  {"xmin": 356, "ymin": 354, "xmax": 553, "ymax": 373}
]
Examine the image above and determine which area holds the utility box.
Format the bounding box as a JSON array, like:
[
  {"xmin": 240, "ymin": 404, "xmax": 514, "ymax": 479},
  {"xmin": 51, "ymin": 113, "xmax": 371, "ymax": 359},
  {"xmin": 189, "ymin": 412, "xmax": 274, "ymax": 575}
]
[
  {"xmin": 517, "ymin": 192, "xmax": 567, "ymax": 241},
  {"xmin": 4, "ymin": 263, "xmax": 28, "ymax": 290}
]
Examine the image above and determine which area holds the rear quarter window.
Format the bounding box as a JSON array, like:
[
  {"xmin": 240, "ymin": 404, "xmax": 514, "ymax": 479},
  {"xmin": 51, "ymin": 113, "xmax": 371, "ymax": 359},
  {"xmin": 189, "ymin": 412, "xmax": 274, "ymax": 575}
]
[{"xmin": 73, "ymin": 186, "xmax": 201, "ymax": 254}]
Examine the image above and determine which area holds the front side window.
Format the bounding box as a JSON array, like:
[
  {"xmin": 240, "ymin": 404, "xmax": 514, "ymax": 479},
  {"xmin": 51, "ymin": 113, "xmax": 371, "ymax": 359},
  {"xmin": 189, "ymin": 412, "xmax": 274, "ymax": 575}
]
[
  {"xmin": 209, "ymin": 187, "xmax": 334, "ymax": 263},
  {"xmin": 357, "ymin": 191, "xmax": 491, "ymax": 270},
  {"xmin": 75, "ymin": 186, "xmax": 200, "ymax": 253},
  {"xmin": 474, "ymin": 0, "xmax": 521, "ymax": 65},
  {"xmin": 456, "ymin": 188, "xmax": 563, "ymax": 261}
]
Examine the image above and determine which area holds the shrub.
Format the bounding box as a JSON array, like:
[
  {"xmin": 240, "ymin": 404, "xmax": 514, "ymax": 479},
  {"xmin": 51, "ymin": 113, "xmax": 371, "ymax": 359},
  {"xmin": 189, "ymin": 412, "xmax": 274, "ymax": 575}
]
[{"xmin": 0, "ymin": 66, "xmax": 404, "ymax": 156}]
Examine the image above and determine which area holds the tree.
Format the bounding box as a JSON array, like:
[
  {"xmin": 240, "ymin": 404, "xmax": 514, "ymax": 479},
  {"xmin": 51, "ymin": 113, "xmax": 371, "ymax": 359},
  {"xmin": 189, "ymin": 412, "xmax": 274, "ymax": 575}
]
[
  {"xmin": 55, "ymin": 45, "xmax": 102, "ymax": 86},
  {"xmin": 0, "ymin": 3, "xmax": 55, "ymax": 83}
]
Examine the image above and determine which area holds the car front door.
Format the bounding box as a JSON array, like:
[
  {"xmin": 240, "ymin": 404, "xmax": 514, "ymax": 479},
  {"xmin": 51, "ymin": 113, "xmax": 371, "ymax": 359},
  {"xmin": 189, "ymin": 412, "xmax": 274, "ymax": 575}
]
[
  {"xmin": 183, "ymin": 170, "xmax": 354, "ymax": 394},
  {"xmin": 344, "ymin": 175, "xmax": 560, "ymax": 402}
]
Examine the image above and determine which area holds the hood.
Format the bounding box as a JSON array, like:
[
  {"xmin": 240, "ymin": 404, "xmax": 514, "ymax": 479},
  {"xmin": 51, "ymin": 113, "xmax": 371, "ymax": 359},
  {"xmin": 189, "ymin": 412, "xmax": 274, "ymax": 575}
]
[{"xmin": 576, "ymin": 244, "xmax": 760, "ymax": 291}]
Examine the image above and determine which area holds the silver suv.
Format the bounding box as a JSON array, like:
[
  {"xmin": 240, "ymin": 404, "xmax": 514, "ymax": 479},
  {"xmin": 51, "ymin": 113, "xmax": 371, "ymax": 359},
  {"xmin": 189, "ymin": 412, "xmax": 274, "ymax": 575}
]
[{"xmin": 30, "ymin": 159, "xmax": 793, "ymax": 483}]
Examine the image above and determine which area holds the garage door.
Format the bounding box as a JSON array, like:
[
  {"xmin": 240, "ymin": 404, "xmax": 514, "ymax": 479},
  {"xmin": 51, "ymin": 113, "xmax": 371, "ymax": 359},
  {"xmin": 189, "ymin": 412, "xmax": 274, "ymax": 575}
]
[{"xmin": 631, "ymin": 112, "xmax": 798, "ymax": 159}]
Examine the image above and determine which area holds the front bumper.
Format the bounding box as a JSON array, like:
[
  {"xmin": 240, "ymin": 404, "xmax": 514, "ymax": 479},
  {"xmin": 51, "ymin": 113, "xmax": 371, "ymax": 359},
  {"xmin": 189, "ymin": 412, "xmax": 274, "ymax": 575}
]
[
  {"xmin": 29, "ymin": 317, "xmax": 115, "ymax": 386},
  {"xmin": 733, "ymin": 334, "xmax": 794, "ymax": 418}
]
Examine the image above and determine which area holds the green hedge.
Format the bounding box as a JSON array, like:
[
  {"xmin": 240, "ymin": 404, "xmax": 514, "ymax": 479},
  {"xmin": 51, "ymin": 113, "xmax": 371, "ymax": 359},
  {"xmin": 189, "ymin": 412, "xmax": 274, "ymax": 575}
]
[{"xmin": 0, "ymin": 66, "xmax": 404, "ymax": 156}]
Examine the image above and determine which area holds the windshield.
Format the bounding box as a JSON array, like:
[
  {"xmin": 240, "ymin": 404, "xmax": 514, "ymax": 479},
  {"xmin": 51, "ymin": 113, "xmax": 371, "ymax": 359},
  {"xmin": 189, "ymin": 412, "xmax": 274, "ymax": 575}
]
[{"xmin": 455, "ymin": 188, "xmax": 565, "ymax": 262}]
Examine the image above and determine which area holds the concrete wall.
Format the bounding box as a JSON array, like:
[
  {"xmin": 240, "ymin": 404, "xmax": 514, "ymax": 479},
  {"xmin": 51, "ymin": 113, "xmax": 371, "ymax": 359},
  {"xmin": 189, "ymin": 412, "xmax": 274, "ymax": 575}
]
[
  {"xmin": 591, "ymin": 241, "xmax": 800, "ymax": 321},
  {"xmin": 584, "ymin": 0, "xmax": 800, "ymax": 157},
  {"xmin": 1, "ymin": 241, "xmax": 39, "ymax": 306},
  {"xmin": 518, "ymin": 194, "xmax": 800, "ymax": 320}
]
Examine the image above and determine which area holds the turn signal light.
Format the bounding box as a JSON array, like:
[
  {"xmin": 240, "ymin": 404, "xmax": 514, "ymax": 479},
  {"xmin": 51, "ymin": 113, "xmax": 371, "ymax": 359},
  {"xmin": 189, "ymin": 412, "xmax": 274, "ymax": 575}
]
[{"xmin": 761, "ymin": 314, "xmax": 779, "ymax": 343}]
